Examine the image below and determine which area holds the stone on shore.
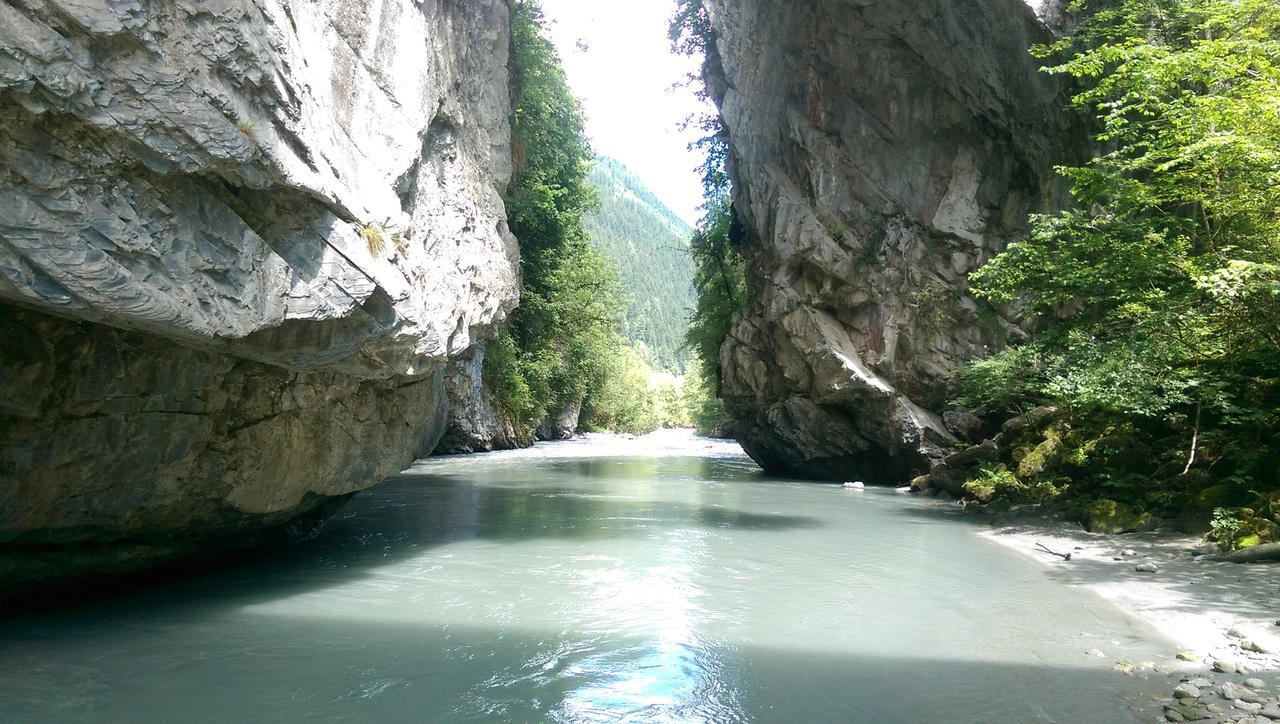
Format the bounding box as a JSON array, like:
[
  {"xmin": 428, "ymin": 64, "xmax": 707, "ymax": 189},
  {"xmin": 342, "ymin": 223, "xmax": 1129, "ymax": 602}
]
[
  {"xmin": 1221, "ymin": 682, "xmax": 1262, "ymax": 703},
  {"xmin": 1165, "ymin": 702, "xmax": 1212, "ymax": 721},
  {"xmin": 1173, "ymin": 683, "xmax": 1201, "ymax": 699}
]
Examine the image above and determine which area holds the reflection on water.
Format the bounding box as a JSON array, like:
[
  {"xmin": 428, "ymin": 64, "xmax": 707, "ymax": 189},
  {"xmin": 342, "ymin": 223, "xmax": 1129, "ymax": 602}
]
[{"xmin": 0, "ymin": 431, "xmax": 1167, "ymax": 722}]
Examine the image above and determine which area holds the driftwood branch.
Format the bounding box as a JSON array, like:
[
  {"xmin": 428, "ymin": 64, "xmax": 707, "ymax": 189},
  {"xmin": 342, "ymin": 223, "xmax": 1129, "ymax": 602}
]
[
  {"xmin": 1199, "ymin": 542, "xmax": 1280, "ymax": 564},
  {"xmin": 1035, "ymin": 542, "xmax": 1072, "ymax": 561}
]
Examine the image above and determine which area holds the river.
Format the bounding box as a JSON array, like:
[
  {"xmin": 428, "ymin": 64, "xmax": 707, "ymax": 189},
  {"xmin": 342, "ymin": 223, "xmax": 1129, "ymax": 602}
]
[{"xmin": 0, "ymin": 430, "xmax": 1170, "ymax": 722}]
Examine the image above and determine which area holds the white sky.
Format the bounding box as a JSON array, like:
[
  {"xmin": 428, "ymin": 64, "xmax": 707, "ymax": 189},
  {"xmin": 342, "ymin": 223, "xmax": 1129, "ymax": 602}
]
[{"xmin": 537, "ymin": 0, "xmax": 710, "ymax": 225}]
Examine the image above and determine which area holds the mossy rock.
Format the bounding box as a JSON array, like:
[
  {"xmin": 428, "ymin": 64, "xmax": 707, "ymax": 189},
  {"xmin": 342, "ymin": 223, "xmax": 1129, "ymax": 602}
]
[
  {"xmin": 1081, "ymin": 498, "xmax": 1150, "ymax": 534},
  {"xmin": 1164, "ymin": 702, "xmax": 1212, "ymax": 721},
  {"xmin": 1236, "ymin": 534, "xmax": 1263, "ymax": 549},
  {"xmin": 1017, "ymin": 436, "xmax": 1065, "ymax": 479},
  {"xmin": 963, "ymin": 480, "xmax": 997, "ymax": 503},
  {"xmin": 1231, "ymin": 518, "xmax": 1280, "ymax": 550},
  {"xmin": 1190, "ymin": 484, "xmax": 1249, "ymax": 512}
]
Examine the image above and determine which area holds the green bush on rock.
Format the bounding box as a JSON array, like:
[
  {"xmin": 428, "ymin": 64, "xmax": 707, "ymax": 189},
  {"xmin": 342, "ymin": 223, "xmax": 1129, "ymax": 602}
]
[{"xmin": 940, "ymin": 0, "xmax": 1280, "ymax": 531}]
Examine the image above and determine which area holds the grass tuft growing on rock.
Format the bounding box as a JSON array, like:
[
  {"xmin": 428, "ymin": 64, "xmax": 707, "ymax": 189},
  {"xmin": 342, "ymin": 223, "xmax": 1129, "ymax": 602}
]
[{"xmin": 361, "ymin": 224, "xmax": 386, "ymax": 257}]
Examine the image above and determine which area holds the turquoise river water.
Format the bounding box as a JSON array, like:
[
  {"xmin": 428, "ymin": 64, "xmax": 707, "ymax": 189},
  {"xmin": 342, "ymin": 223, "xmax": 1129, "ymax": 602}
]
[{"xmin": 0, "ymin": 431, "xmax": 1172, "ymax": 722}]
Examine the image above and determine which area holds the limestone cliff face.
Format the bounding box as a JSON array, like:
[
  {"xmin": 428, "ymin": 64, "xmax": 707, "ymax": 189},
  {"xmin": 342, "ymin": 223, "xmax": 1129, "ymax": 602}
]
[
  {"xmin": 433, "ymin": 342, "xmax": 529, "ymax": 455},
  {"xmin": 0, "ymin": 0, "xmax": 517, "ymax": 582},
  {"xmin": 434, "ymin": 341, "xmax": 580, "ymax": 455},
  {"xmin": 704, "ymin": 0, "xmax": 1078, "ymax": 481}
]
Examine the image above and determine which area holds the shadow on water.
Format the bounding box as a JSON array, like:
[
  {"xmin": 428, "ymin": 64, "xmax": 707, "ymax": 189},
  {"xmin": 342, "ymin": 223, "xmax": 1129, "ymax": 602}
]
[
  {"xmin": 0, "ymin": 613, "xmax": 1168, "ymax": 723},
  {"xmin": 0, "ymin": 452, "xmax": 1183, "ymax": 722},
  {"xmin": 1, "ymin": 453, "xmax": 817, "ymax": 620}
]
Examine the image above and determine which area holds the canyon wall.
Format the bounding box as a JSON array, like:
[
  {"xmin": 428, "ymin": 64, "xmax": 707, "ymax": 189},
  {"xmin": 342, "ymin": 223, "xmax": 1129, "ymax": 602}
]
[
  {"xmin": 0, "ymin": 0, "xmax": 518, "ymax": 583},
  {"xmin": 704, "ymin": 0, "xmax": 1079, "ymax": 481}
]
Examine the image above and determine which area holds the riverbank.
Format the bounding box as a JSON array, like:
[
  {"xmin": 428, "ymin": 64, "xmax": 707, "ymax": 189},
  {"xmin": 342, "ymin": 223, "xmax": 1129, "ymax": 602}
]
[{"xmin": 976, "ymin": 513, "xmax": 1280, "ymax": 721}]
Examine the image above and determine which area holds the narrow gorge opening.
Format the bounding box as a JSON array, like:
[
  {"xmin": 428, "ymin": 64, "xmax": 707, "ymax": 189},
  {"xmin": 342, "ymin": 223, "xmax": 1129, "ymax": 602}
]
[{"xmin": 431, "ymin": 0, "xmax": 731, "ymax": 455}]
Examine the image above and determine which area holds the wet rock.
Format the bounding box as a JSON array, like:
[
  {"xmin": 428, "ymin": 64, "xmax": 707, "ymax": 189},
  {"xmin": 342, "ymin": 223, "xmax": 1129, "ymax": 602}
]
[
  {"xmin": 1086, "ymin": 648, "xmax": 1106, "ymax": 657},
  {"xmin": 1237, "ymin": 701, "xmax": 1265, "ymax": 714},
  {"xmin": 1178, "ymin": 651, "xmax": 1200, "ymax": 662},
  {"xmin": 1215, "ymin": 660, "xmax": 1241, "ymax": 674},
  {"xmin": 1243, "ymin": 679, "xmax": 1266, "ymax": 690},
  {"xmin": 1135, "ymin": 562, "xmax": 1160, "ymax": 573},
  {"xmin": 1258, "ymin": 706, "xmax": 1280, "ymax": 720}
]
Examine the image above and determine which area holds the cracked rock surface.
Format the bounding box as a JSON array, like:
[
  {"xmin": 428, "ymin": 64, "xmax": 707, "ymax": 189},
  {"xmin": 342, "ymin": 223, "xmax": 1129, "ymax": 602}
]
[
  {"xmin": 0, "ymin": 0, "xmax": 518, "ymax": 584},
  {"xmin": 704, "ymin": 0, "xmax": 1081, "ymax": 481}
]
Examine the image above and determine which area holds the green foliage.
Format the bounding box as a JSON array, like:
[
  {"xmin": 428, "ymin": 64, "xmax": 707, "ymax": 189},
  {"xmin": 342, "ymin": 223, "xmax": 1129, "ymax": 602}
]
[
  {"xmin": 580, "ymin": 346, "xmax": 660, "ymax": 435},
  {"xmin": 684, "ymin": 198, "xmax": 747, "ymax": 390},
  {"xmin": 682, "ymin": 358, "xmax": 735, "ymax": 436},
  {"xmin": 489, "ymin": 2, "xmax": 692, "ymax": 438},
  {"xmin": 670, "ymin": 0, "xmax": 730, "ymax": 198},
  {"xmin": 956, "ymin": 0, "xmax": 1280, "ymax": 498},
  {"xmin": 482, "ymin": 329, "xmax": 539, "ymax": 427},
  {"xmin": 1209, "ymin": 506, "xmax": 1243, "ymax": 547},
  {"xmin": 962, "ymin": 465, "xmax": 1022, "ymax": 504},
  {"xmin": 585, "ymin": 156, "xmax": 696, "ymax": 373},
  {"xmin": 954, "ymin": 345, "xmax": 1049, "ymax": 416}
]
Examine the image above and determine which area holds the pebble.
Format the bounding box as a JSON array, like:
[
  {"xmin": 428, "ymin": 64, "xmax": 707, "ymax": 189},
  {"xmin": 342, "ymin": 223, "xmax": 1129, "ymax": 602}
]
[
  {"xmin": 1237, "ymin": 701, "xmax": 1264, "ymax": 714},
  {"xmin": 1136, "ymin": 562, "xmax": 1160, "ymax": 573},
  {"xmin": 1215, "ymin": 659, "xmax": 1240, "ymax": 673},
  {"xmin": 1174, "ymin": 683, "xmax": 1202, "ymax": 699},
  {"xmin": 1190, "ymin": 677, "xmax": 1214, "ymax": 688}
]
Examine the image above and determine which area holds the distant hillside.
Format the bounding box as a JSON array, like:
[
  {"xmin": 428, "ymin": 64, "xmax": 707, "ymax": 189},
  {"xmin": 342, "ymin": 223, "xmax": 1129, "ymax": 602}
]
[{"xmin": 585, "ymin": 156, "xmax": 695, "ymax": 373}]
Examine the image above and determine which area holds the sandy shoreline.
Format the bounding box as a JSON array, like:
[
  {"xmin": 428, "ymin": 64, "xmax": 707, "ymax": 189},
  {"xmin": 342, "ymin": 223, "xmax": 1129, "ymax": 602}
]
[
  {"xmin": 979, "ymin": 520, "xmax": 1279, "ymax": 666},
  {"xmin": 975, "ymin": 514, "xmax": 1280, "ymax": 720}
]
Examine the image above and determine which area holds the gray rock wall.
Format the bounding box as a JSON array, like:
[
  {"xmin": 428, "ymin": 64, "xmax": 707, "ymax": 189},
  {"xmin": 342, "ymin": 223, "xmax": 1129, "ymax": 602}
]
[
  {"xmin": 0, "ymin": 0, "xmax": 518, "ymax": 583},
  {"xmin": 434, "ymin": 341, "xmax": 529, "ymax": 455},
  {"xmin": 704, "ymin": 0, "xmax": 1081, "ymax": 481}
]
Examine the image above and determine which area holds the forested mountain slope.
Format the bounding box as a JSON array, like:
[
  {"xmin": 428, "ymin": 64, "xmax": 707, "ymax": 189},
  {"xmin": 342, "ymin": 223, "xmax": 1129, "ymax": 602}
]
[{"xmin": 585, "ymin": 156, "xmax": 695, "ymax": 373}]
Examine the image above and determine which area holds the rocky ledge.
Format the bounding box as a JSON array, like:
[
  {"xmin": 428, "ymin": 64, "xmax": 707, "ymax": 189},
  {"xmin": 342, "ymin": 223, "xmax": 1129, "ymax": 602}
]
[{"xmin": 0, "ymin": 0, "xmax": 518, "ymax": 586}]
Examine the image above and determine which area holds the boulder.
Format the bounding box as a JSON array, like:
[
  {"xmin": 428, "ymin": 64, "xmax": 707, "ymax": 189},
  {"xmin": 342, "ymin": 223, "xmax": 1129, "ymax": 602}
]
[
  {"xmin": 702, "ymin": 0, "xmax": 1083, "ymax": 481},
  {"xmin": 0, "ymin": 0, "xmax": 519, "ymax": 587}
]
